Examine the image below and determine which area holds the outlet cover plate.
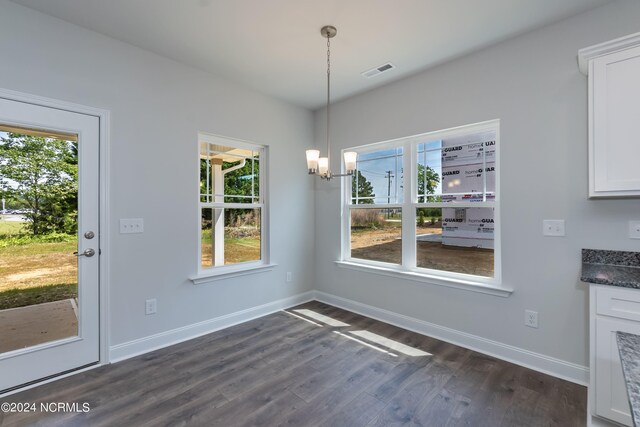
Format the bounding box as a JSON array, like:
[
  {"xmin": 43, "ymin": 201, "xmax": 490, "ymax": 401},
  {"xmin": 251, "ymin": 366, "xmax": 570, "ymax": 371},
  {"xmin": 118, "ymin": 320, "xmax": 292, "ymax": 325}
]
[
  {"xmin": 145, "ymin": 298, "xmax": 157, "ymax": 315},
  {"xmin": 629, "ymin": 221, "xmax": 640, "ymax": 239},
  {"xmin": 525, "ymin": 310, "xmax": 539, "ymax": 328}
]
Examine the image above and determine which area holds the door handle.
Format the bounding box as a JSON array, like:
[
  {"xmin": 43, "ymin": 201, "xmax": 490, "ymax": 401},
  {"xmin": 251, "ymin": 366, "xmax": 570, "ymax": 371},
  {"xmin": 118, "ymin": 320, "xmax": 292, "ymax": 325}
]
[{"xmin": 74, "ymin": 248, "xmax": 96, "ymax": 257}]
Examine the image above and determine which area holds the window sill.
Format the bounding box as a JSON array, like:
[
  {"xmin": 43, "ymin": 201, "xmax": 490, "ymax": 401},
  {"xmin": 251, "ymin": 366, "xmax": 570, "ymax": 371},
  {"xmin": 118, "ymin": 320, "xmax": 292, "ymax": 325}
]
[
  {"xmin": 335, "ymin": 261, "xmax": 513, "ymax": 297},
  {"xmin": 189, "ymin": 263, "xmax": 277, "ymax": 285}
]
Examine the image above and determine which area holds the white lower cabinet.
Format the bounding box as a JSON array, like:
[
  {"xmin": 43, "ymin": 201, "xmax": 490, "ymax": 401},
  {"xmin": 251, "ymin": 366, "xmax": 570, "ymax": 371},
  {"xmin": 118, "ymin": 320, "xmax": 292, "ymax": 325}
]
[{"xmin": 590, "ymin": 284, "xmax": 640, "ymax": 426}]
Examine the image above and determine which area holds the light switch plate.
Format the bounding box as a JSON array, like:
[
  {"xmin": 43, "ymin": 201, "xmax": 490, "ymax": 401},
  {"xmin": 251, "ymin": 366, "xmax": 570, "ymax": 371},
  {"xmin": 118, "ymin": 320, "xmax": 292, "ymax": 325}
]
[
  {"xmin": 630, "ymin": 221, "xmax": 640, "ymax": 239},
  {"xmin": 543, "ymin": 220, "xmax": 565, "ymax": 237},
  {"xmin": 120, "ymin": 218, "xmax": 144, "ymax": 234}
]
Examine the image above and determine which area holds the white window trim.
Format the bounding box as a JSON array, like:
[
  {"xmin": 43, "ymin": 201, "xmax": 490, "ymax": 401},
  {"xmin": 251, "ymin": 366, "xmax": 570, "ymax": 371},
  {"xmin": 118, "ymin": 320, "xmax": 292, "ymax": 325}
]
[
  {"xmin": 340, "ymin": 119, "xmax": 511, "ymax": 296},
  {"xmin": 190, "ymin": 262, "xmax": 277, "ymax": 285},
  {"xmin": 191, "ymin": 132, "xmax": 270, "ymax": 284},
  {"xmin": 334, "ymin": 261, "xmax": 512, "ymax": 297}
]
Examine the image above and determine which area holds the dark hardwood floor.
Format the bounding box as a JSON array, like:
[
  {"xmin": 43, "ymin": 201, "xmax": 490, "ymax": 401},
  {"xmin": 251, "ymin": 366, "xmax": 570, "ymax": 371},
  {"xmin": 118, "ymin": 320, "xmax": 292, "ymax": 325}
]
[{"xmin": 0, "ymin": 301, "xmax": 586, "ymax": 426}]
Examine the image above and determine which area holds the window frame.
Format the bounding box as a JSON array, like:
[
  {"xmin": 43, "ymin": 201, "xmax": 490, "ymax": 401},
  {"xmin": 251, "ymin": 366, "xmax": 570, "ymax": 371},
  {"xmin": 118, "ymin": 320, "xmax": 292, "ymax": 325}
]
[
  {"xmin": 340, "ymin": 120, "xmax": 509, "ymax": 296},
  {"xmin": 191, "ymin": 132, "xmax": 272, "ymax": 283}
]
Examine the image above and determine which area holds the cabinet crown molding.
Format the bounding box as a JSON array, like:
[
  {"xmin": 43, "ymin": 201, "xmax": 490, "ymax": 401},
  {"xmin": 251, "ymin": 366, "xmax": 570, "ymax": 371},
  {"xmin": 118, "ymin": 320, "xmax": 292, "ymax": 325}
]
[{"xmin": 578, "ymin": 32, "xmax": 640, "ymax": 75}]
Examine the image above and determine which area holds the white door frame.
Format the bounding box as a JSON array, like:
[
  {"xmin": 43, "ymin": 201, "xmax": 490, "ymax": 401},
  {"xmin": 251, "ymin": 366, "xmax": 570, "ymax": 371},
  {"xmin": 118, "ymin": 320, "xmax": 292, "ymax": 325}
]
[{"xmin": 0, "ymin": 87, "xmax": 110, "ymax": 393}]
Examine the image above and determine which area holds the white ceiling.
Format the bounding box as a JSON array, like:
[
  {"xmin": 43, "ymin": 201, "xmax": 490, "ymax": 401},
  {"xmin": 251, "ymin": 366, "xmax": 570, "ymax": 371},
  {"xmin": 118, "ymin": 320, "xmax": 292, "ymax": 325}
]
[{"xmin": 12, "ymin": 0, "xmax": 613, "ymax": 109}]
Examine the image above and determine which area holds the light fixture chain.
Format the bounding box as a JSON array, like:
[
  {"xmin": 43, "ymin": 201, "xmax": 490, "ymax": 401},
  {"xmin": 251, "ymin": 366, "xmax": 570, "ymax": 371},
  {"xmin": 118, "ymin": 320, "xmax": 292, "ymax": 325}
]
[{"xmin": 326, "ymin": 33, "xmax": 331, "ymax": 172}]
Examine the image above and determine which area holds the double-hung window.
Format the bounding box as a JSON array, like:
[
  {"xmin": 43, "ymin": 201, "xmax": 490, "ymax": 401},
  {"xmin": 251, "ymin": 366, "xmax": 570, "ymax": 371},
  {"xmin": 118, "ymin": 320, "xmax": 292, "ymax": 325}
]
[
  {"xmin": 342, "ymin": 120, "xmax": 502, "ymax": 290},
  {"xmin": 198, "ymin": 133, "xmax": 267, "ymax": 275}
]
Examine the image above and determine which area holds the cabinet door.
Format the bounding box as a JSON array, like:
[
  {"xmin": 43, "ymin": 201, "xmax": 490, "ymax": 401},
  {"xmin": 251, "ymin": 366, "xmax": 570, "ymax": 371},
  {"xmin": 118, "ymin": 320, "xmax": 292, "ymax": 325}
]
[
  {"xmin": 591, "ymin": 45, "xmax": 640, "ymax": 197},
  {"xmin": 594, "ymin": 316, "xmax": 640, "ymax": 425}
]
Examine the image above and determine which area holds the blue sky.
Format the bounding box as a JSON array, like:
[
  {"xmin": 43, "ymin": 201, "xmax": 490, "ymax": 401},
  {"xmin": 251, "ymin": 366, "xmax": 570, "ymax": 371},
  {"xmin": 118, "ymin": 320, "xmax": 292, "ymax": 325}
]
[{"xmin": 354, "ymin": 140, "xmax": 444, "ymax": 203}]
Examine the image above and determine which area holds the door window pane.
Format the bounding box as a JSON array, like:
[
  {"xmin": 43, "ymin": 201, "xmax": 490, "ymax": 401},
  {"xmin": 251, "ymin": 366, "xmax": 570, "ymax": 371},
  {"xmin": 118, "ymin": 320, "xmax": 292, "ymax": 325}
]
[{"xmin": 0, "ymin": 126, "xmax": 79, "ymax": 353}]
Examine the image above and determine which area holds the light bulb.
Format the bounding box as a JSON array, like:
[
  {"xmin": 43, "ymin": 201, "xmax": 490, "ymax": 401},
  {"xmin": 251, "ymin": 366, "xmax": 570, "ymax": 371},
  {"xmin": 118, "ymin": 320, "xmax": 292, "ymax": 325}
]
[
  {"xmin": 318, "ymin": 157, "xmax": 329, "ymax": 176},
  {"xmin": 305, "ymin": 149, "xmax": 320, "ymax": 173},
  {"xmin": 343, "ymin": 151, "xmax": 357, "ymax": 174}
]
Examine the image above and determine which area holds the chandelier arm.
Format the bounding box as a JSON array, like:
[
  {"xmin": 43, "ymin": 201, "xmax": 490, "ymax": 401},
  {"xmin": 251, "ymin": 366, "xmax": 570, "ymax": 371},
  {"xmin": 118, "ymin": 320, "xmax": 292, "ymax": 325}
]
[{"xmin": 328, "ymin": 172, "xmax": 354, "ymax": 178}]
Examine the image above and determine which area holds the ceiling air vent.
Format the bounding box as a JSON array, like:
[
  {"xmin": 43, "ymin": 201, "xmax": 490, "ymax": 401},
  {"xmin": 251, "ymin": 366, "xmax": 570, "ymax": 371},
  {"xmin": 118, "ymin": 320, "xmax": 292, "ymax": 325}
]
[{"xmin": 361, "ymin": 62, "xmax": 395, "ymax": 78}]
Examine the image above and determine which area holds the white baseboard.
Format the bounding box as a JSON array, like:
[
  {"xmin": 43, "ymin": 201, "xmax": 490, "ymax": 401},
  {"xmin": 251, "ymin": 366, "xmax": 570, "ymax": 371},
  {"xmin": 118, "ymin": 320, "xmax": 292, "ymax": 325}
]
[
  {"xmin": 109, "ymin": 289, "xmax": 588, "ymax": 385},
  {"xmin": 109, "ymin": 291, "xmax": 314, "ymax": 363},
  {"xmin": 313, "ymin": 290, "xmax": 589, "ymax": 386},
  {"xmin": 589, "ymin": 414, "xmax": 626, "ymax": 427}
]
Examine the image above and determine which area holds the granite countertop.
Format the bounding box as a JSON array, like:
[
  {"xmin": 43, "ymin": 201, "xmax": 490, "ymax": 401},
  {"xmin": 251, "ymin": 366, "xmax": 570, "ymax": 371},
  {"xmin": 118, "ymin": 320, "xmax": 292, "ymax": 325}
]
[
  {"xmin": 617, "ymin": 332, "xmax": 640, "ymax": 427},
  {"xmin": 581, "ymin": 249, "xmax": 640, "ymax": 289}
]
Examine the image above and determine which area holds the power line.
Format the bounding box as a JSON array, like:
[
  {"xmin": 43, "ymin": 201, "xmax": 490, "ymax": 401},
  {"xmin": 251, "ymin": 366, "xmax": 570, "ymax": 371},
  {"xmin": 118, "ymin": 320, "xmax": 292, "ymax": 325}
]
[
  {"xmin": 357, "ymin": 168, "xmax": 388, "ymax": 177},
  {"xmin": 385, "ymin": 170, "xmax": 394, "ymax": 217}
]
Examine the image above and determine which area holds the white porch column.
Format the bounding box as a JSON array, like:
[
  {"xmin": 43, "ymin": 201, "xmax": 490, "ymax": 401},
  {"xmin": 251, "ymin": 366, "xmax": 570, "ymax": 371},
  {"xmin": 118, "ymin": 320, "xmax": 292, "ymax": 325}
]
[{"xmin": 212, "ymin": 158, "xmax": 224, "ymax": 266}]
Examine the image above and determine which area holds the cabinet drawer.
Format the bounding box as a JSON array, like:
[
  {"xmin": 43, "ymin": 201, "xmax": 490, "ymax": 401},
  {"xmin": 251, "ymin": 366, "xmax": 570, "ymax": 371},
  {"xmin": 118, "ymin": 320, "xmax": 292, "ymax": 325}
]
[{"xmin": 596, "ymin": 285, "xmax": 640, "ymax": 321}]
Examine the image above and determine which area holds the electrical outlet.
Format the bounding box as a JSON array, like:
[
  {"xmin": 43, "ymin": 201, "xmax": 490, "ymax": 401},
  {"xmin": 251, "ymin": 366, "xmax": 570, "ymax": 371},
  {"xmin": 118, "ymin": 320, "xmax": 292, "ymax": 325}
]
[
  {"xmin": 525, "ymin": 310, "xmax": 538, "ymax": 328},
  {"xmin": 145, "ymin": 298, "xmax": 157, "ymax": 315},
  {"xmin": 120, "ymin": 218, "xmax": 144, "ymax": 234},
  {"xmin": 286, "ymin": 272, "xmax": 292, "ymax": 282},
  {"xmin": 629, "ymin": 221, "xmax": 640, "ymax": 239},
  {"xmin": 542, "ymin": 220, "xmax": 565, "ymax": 237}
]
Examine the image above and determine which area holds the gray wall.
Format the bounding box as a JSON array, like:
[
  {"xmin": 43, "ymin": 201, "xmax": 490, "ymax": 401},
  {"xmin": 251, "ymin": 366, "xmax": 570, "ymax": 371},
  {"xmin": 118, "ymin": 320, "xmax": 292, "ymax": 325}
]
[
  {"xmin": 313, "ymin": 1, "xmax": 640, "ymax": 369},
  {"xmin": 0, "ymin": 1, "xmax": 316, "ymax": 348},
  {"xmin": 2, "ymin": 0, "xmax": 639, "ymax": 375}
]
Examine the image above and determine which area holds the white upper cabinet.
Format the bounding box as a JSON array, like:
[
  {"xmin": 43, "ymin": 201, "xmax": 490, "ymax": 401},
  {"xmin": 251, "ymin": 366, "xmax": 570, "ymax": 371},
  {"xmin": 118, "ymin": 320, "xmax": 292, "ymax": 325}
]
[{"xmin": 579, "ymin": 33, "xmax": 640, "ymax": 198}]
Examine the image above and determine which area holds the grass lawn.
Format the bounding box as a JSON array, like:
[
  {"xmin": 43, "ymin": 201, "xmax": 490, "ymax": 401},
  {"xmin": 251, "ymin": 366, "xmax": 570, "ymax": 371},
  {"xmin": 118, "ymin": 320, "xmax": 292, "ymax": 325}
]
[
  {"xmin": 0, "ymin": 240, "xmax": 77, "ymax": 292},
  {"xmin": 0, "ymin": 219, "xmax": 78, "ymax": 309},
  {"xmin": 0, "ymin": 283, "xmax": 77, "ymax": 310},
  {"xmin": 0, "ymin": 220, "xmax": 25, "ymax": 236},
  {"xmin": 201, "ymin": 237, "xmax": 261, "ymax": 267}
]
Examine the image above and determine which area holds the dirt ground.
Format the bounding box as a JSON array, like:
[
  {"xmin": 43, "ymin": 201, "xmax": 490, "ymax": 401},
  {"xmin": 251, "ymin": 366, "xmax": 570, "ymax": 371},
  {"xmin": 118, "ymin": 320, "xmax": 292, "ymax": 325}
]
[{"xmin": 351, "ymin": 224, "xmax": 494, "ymax": 277}]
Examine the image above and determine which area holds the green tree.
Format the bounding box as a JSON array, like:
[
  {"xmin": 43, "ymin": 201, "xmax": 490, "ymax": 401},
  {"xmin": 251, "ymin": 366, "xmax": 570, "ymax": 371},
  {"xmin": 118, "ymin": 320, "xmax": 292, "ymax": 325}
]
[
  {"xmin": 199, "ymin": 156, "xmax": 260, "ymax": 227},
  {"xmin": 417, "ymin": 164, "xmax": 441, "ymax": 223},
  {"xmin": 223, "ymin": 159, "xmax": 259, "ymax": 203},
  {"xmin": 0, "ymin": 133, "xmax": 78, "ymax": 235},
  {"xmin": 417, "ymin": 164, "xmax": 440, "ymax": 202},
  {"xmin": 222, "ymin": 158, "xmax": 259, "ymax": 227},
  {"xmin": 351, "ymin": 170, "xmax": 375, "ymax": 204}
]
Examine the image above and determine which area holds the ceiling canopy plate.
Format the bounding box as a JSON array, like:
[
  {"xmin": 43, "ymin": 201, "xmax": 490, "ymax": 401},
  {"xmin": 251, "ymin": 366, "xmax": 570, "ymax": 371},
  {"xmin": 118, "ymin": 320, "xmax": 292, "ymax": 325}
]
[{"xmin": 320, "ymin": 25, "xmax": 337, "ymax": 39}]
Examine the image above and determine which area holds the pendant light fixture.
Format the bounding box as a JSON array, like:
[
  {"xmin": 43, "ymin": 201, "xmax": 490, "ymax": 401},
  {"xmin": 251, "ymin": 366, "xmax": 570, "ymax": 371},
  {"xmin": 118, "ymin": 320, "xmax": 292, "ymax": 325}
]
[{"xmin": 306, "ymin": 25, "xmax": 357, "ymax": 180}]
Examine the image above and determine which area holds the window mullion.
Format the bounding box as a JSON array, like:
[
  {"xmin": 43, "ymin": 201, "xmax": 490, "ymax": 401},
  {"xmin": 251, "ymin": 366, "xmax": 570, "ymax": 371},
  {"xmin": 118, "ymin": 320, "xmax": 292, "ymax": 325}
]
[
  {"xmin": 355, "ymin": 166, "xmax": 359, "ymax": 205},
  {"xmin": 342, "ymin": 169, "xmax": 350, "ymax": 260},
  {"xmin": 402, "ymin": 140, "xmax": 416, "ymax": 270},
  {"xmin": 206, "ymin": 145, "xmax": 211, "ymax": 203},
  {"xmin": 260, "ymin": 147, "xmax": 267, "ymax": 264},
  {"xmin": 482, "ymin": 141, "xmax": 487, "ymax": 202}
]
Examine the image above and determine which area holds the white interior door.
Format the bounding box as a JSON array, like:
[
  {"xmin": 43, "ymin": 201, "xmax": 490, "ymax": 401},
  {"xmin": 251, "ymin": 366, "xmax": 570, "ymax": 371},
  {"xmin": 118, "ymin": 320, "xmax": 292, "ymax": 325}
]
[{"xmin": 0, "ymin": 96, "xmax": 100, "ymax": 393}]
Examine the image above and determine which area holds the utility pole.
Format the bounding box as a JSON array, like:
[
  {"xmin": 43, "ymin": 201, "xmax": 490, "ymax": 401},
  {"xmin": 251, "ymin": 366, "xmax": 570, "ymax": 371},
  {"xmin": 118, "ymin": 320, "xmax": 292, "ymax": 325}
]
[{"xmin": 385, "ymin": 170, "xmax": 394, "ymax": 218}]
